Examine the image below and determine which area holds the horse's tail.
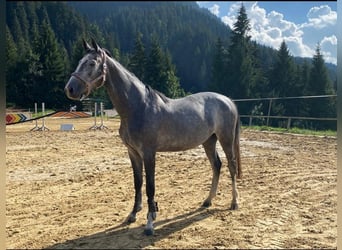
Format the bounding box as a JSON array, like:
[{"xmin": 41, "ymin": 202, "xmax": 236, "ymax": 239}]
[{"xmin": 235, "ymin": 115, "xmax": 242, "ymax": 179}]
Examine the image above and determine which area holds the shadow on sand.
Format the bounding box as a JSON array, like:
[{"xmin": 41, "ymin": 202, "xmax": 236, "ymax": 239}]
[{"xmin": 45, "ymin": 206, "xmax": 228, "ymax": 249}]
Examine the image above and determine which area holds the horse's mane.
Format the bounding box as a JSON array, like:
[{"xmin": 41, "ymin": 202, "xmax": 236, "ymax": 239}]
[
  {"xmin": 102, "ymin": 48, "xmax": 169, "ymax": 104},
  {"xmin": 103, "ymin": 48, "xmax": 113, "ymax": 58},
  {"xmin": 145, "ymin": 85, "xmax": 170, "ymax": 104}
]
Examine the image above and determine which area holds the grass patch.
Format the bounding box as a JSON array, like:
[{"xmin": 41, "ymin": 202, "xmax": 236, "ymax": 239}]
[
  {"xmin": 243, "ymin": 125, "xmax": 336, "ymax": 137},
  {"xmin": 31, "ymin": 109, "xmax": 56, "ymax": 118}
]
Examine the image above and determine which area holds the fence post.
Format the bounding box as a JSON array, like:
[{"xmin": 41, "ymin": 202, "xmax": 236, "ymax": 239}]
[
  {"xmin": 287, "ymin": 117, "xmax": 291, "ymax": 129},
  {"xmin": 266, "ymin": 99, "xmax": 272, "ymax": 126}
]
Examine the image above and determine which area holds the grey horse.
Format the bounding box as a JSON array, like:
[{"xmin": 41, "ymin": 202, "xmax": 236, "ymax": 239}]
[{"xmin": 65, "ymin": 39, "xmax": 242, "ymax": 236}]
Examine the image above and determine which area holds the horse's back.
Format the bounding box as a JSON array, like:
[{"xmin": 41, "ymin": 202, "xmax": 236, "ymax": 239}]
[
  {"xmin": 173, "ymin": 92, "xmax": 238, "ymax": 118},
  {"xmin": 181, "ymin": 92, "xmax": 238, "ymax": 136},
  {"xmin": 153, "ymin": 92, "xmax": 238, "ymax": 151}
]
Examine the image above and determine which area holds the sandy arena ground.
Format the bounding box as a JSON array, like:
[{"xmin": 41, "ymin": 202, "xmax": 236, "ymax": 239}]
[{"xmin": 6, "ymin": 117, "xmax": 337, "ymax": 249}]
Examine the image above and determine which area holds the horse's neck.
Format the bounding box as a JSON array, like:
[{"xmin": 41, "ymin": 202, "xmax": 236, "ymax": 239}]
[{"xmin": 104, "ymin": 57, "xmax": 146, "ymax": 119}]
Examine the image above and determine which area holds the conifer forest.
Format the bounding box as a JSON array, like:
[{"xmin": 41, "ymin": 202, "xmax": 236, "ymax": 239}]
[{"xmin": 6, "ymin": 2, "xmax": 336, "ymax": 129}]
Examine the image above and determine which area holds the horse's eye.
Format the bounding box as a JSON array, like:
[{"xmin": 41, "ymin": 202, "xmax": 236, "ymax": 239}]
[{"xmin": 89, "ymin": 61, "xmax": 96, "ymax": 67}]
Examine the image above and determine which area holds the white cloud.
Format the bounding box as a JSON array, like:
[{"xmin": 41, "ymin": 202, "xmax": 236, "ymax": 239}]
[
  {"xmin": 321, "ymin": 35, "xmax": 337, "ymax": 46},
  {"xmin": 320, "ymin": 35, "xmax": 337, "ymax": 64},
  {"xmin": 221, "ymin": 15, "xmax": 234, "ymax": 28},
  {"xmin": 267, "ymin": 27, "xmax": 281, "ymax": 39},
  {"xmin": 208, "ymin": 4, "xmax": 220, "ymax": 17},
  {"xmin": 218, "ymin": 2, "xmax": 336, "ymax": 64},
  {"xmin": 284, "ymin": 37, "xmax": 312, "ymax": 58},
  {"xmin": 306, "ymin": 5, "xmax": 337, "ymax": 28}
]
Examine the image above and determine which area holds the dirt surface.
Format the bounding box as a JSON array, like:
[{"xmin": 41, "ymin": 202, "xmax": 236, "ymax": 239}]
[{"xmin": 6, "ymin": 117, "xmax": 337, "ymax": 249}]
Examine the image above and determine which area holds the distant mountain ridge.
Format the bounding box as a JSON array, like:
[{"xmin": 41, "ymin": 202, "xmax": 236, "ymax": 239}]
[
  {"xmin": 6, "ymin": 1, "xmax": 336, "ymax": 111},
  {"xmin": 67, "ymin": 1, "xmax": 336, "ymax": 92},
  {"xmin": 67, "ymin": 1, "xmax": 232, "ymax": 91}
]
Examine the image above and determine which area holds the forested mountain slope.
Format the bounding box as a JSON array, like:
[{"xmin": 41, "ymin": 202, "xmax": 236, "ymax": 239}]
[
  {"xmin": 6, "ymin": 0, "xmax": 336, "ymax": 128},
  {"xmin": 67, "ymin": 1, "xmax": 232, "ymax": 91}
]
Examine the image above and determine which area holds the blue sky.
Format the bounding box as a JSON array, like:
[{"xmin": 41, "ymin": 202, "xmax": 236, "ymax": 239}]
[{"xmin": 197, "ymin": 1, "xmax": 337, "ymax": 64}]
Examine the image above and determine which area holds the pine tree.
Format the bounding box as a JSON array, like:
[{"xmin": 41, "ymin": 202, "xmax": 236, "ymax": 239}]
[
  {"xmin": 307, "ymin": 44, "xmax": 335, "ymax": 126},
  {"xmin": 231, "ymin": 4, "xmax": 251, "ymax": 42},
  {"xmin": 11, "ymin": 10, "xmax": 27, "ymax": 57},
  {"xmin": 6, "ymin": 25, "xmax": 18, "ymax": 104},
  {"xmin": 308, "ymin": 44, "xmax": 334, "ymax": 96},
  {"xmin": 269, "ymin": 40, "xmax": 299, "ymax": 119},
  {"xmin": 300, "ymin": 60, "xmax": 311, "ymax": 95},
  {"xmin": 269, "ymin": 41, "xmax": 298, "ymax": 97},
  {"xmin": 33, "ymin": 15, "xmax": 67, "ymax": 108},
  {"xmin": 16, "ymin": 2, "xmax": 30, "ymax": 44},
  {"xmin": 71, "ymin": 37, "xmax": 87, "ymax": 70},
  {"xmin": 226, "ymin": 4, "xmax": 259, "ymax": 100},
  {"xmin": 296, "ymin": 60, "xmax": 311, "ymax": 118},
  {"xmin": 6, "ymin": 25, "xmax": 18, "ymax": 70},
  {"xmin": 144, "ymin": 37, "xmax": 184, "ymax": 98},
  {"xmin": 128, "ymin": 32, "xmax": 146, "ymax": 81},
  {"xmin": 145, "ymin": 37, "xmax": 165, "ymax": 91},
  {"xmin": 225, "ymin": 4, "xmax": 263, "ymax": 115},
  {"xmin": 11, "ymin": 51, "xmax": 41, "ymax": 107},
  {"xmin": 210, "ymin": 37, "xmax": 227, "ymax": 93},
  {"xmin": 162, "ymin": 50, "xmax": 185, "ymax": 98}
]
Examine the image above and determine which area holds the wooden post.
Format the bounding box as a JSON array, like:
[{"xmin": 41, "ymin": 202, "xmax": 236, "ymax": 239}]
[
  {"xmin": 287, "ymin": 117, "xmax": 291, "ymax": 129},
  {"xmin": 266, "ymin": 99, "xmax": 272, "ymax": 126}
]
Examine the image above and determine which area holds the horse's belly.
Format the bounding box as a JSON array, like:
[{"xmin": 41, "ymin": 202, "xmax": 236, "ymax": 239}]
[
  {"xmin": 157, "ymin": 143, "xmax": 202, "ymax": 152},
  {"xmin": 155, "ymin": 128, "xmax": 212, "ymax": 152}
]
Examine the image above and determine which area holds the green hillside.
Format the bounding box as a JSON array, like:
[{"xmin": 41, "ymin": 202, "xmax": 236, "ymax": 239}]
[{"xmin": 6, "ymin": 1, "xmax": 336, "ymax": 129}]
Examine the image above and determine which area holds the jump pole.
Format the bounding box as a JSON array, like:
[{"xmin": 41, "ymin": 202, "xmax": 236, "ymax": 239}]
[
  {"xmin": 89, "ymin": 102, "xmax": 99, "ymax": 130},
  {"xmin": 89, "ymin": 102, "xmax": 108, "ymax": 130},
  {"xmin": 37, "ymin": 102, "xmax": 49, "ymax": 131},
  {"xmin": 98, "ymin": 102, "xmax": 108, "ymax": 130},
  {"xmin": 30, "ymin": 102, "xmax": 40, "ymax": 131}
]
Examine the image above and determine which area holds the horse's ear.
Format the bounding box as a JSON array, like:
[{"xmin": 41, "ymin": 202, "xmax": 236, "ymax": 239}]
[
  {"xmin": 91, "ymin": 38, "xmax": 100, "ymax": 52},
  {"xmin": 82, "ymin": 38, "xmax": 92, "ymax": 52}
]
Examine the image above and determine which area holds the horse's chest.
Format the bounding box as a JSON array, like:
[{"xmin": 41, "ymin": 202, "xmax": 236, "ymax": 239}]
[{"xmin": 119, "ymin": 123, "xmax": 147, "ymax": 151}]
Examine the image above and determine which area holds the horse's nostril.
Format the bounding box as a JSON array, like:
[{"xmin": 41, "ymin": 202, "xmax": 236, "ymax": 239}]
[
  {"xmin": 68, "ymin": 86, "xmax": 74, "ymax": 94},
  {"xmin": 65, "ymin": 86, "xmax": 74, "ymax": 96}
]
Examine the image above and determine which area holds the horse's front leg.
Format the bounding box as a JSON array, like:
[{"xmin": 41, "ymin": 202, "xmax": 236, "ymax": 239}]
[
  {"xmin": 143, "ymin": 151, "xmax": 158, "ymax": 236},
  {"xmin": 126, "ymin": 149, "xmax": 143, "ymax": 224}
]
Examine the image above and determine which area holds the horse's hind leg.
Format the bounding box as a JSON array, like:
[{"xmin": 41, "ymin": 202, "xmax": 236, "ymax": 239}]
[
  {"xmin": 202, "ymin": 134, "xmax": 222, "ymax": 207},
  {"xmin": 126, "ymin": 149, "xmax": 143, "ymax": 223},
  {"xmin": 219, "ymin": 136, "xmax": 239, "ymax": 210}
]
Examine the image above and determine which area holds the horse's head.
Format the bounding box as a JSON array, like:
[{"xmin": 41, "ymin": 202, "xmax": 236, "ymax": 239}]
[{"xmin": 65, "ymin": 38, "xmax": 107, "ymax": 101}]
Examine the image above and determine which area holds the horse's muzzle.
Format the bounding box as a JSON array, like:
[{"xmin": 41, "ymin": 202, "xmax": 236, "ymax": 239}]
[{"xmin": 65, "ymin": 76, "xmax": 86, "ymax": 101}]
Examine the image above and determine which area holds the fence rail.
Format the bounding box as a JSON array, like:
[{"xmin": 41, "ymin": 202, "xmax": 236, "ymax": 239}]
[
  {"xmin": 239, "ymin": 114, "xmax": 336, "ymax": 129},
  {"xmin": 234, "ymin": 95, "xmax": 337, "ymax": 129}
]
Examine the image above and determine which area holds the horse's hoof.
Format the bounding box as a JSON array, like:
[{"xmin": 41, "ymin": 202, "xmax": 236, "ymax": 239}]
[
  {"xmin": 144, "ymin": 228, "xmax": 154, "ymax": 236},
  {"xmin": 137, "ymin": 205, "xmax": 142, "ymax": 212},
  {"xmin": 230, "ymin": 203, "xmax": 238, "ymax": 210},
  {"xmin": 126, "ymin": 214, "xmax": 136, "ymax": 224},
  {"xmin": 202, "ymin": 200, "xmax": 212, "ymax": 208}
]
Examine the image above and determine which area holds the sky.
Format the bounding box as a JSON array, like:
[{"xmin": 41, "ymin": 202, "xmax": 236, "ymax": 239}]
[{"xmin": 196, "ymin": 1, "xmax": 337, "ymax": 65}]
